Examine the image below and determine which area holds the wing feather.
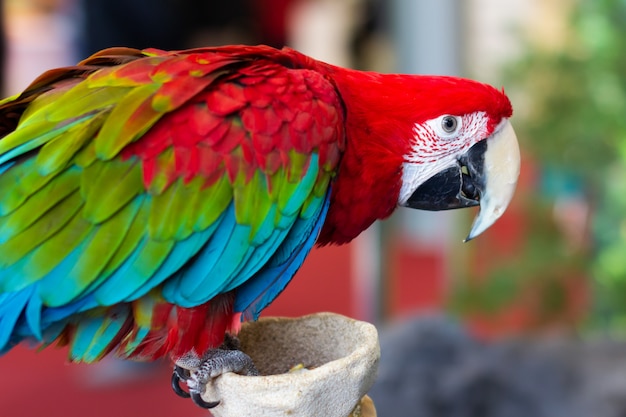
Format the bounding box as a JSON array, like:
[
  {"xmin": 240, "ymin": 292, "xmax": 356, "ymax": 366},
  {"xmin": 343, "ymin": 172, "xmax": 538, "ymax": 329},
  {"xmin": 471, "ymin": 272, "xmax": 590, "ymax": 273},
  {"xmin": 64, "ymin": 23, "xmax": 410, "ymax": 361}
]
[
  {"xmin": 0, "ymin": 168, "xmax": 79, "ymax": 242},
  {"xmin": 37, "ymin": 196, "xmax": 142, "ymax": 307},
  {"xmin": 0, "ymin": 46, "xmax": 345, "ymax": 357},
  {"xmin": 0, "ymin": 191, "xmax": 84, "ymax": 285}
]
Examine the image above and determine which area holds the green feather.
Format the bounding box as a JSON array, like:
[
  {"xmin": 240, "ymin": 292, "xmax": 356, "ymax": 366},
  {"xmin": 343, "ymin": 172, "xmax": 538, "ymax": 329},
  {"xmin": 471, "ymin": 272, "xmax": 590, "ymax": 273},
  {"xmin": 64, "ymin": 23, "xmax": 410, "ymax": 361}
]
[
  {"xmin": 73, "ymin": 141, "xmax": 98, "ymax": 168},
  {"xmin": 233, "ymin": 171, "xmax": 274, "ymax": 241},
  {"xmin": 301, "ymin": 194, "xmax": 325, "ymax": 220},
  {"xmin": 302, "ymin": 170, "xmax": 332, "ymax": 218},
  {"xmin": 0, "ymin": 195, "xmax": 88, "ymax": 292},
  {"xmin": 0, "ymin": 190, "xmax": 81, "ymax": 270},
  {"xmin": 0, "ymin": 159, "xmax": 60, "ymax": 216},
  {"xmin": 94, "ymin": 83, "xmax": 161, "ymax": 159},
  {"xmin": 127, "ymin": 238, "xmax": 175, "ymax": 278},
  {"xmin": 148, "ymin": 178, "xmax": 191, "ymax": 241},
  {"xmin": 35, "ymin": 112, "xmax": 106, "ymax": 175},
  {"xmin": 99, "ymin": 195, "xmax": 149, "ymax": 277},
  {"xmin": 0, "ymin": 116, "xmax": 90, "ymax": 166},
  {"xmin": 19, "ymin": 85, "xmax": 73, "ymax": 122},
  {"xmin": 24, "ymin": 210, "xmax": 92, "ymax": 277},
  {"xmin": 0, "ymin": 167, "xmax": 80, "ymax": 242},
  {"xmin": 0, "ymin": 93, "xmax": 19, "ymax": 108},
  {"xmin": 277, "ymin": 152, "xmax": 319, "ymax": 216},
  {"xmin": 148, "ymin": 173, "xmax": 234, "ymax": 241},
  {"xmin": 191, "ymin": 175, "xmax": 233, "ymax": 232},
  {"xmin": 313, "ymin": 170, "xmax": 333, "ymax": 197},
  {"xmin": 175, "ymin": 176, "xmax": 208, "ymax": 239},
  {"xmin": 38, "ymin": 197, "xmax": 141, "ymax": 306},
  {"xmin": 147, "ymin": 176, "xmax": 217, "ymax": 241},
  {"xmin": 43, "ymin": 84, "xmax": 129, "ymax": 124},
  {"xmin": 82, "ymin": 158, "xmax": 143, "ymax": 223},
  {"xmin": 249, "ymin": 203, "xmax": 279, "ymax": 245}
]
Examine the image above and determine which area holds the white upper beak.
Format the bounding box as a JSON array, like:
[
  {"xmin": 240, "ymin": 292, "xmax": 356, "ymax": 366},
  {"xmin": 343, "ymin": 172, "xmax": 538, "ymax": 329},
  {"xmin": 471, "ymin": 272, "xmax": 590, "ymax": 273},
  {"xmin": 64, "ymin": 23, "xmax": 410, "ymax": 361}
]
[{"xmin": 465, "ymin": 120, "xmax": 520, "ymax": 241}]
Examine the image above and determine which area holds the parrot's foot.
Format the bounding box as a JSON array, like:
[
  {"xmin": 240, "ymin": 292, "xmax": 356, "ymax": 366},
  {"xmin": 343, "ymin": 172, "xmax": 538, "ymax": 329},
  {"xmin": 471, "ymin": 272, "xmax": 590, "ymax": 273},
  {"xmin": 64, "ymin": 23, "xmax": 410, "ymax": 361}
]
[{"xmin": 172, "ymin": 333, "xmax": 259, "ymax": 409}]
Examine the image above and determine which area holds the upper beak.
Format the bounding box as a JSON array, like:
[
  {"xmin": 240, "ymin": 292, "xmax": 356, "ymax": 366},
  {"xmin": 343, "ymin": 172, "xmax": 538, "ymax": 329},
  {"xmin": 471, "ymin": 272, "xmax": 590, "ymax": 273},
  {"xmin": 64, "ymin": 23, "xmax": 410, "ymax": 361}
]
[{"xmin": 403, "ymin": 119, "xmax": 520, "ymax": 241}]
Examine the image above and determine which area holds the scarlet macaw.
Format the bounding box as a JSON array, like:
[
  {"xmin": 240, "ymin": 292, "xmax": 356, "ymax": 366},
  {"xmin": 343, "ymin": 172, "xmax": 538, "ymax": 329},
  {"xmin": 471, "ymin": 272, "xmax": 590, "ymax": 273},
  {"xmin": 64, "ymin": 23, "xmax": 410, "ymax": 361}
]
[{"xmin": 0, "ymin": 45, "xmax": 519, "ymax": 408}]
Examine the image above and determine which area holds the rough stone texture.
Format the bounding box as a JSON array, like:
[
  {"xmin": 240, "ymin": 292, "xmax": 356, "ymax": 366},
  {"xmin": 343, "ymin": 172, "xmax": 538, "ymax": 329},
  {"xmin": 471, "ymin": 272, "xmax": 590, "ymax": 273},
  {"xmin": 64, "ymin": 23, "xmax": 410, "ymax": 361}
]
[
  {"xmin": 369, "ymin": 314, "xmax": 626, "ymax": 417},
  {"xmin": 202, "ymin": 313, "xmax": 380, "ymax": 417}
]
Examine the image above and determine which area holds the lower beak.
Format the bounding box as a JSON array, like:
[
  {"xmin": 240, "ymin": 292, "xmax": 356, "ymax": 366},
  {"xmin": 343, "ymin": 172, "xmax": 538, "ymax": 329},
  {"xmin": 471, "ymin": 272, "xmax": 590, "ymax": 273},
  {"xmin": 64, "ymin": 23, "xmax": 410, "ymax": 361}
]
[{"xmin": 403, "ymin": 120, "xmax": 520, "ymax": 241}]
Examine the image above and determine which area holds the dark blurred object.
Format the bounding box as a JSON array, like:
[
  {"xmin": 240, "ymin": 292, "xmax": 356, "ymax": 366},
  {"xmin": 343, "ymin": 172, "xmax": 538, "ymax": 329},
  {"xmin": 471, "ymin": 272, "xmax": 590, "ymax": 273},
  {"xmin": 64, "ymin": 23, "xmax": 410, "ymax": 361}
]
[
  {"xmin": 369, "ymin": 315, "xmax": 626, "ymax": 417},
  {"xmin": 77, "ymin": 0, "xmax": 294, "ymax": 58}
]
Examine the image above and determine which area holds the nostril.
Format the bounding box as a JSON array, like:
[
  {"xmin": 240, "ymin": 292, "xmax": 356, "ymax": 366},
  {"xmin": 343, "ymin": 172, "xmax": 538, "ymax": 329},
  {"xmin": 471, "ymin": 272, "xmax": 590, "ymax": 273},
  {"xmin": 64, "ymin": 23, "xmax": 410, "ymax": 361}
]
[{"xmin": 461, "ymin": 174, "xmax": 479, "ymax": 200}]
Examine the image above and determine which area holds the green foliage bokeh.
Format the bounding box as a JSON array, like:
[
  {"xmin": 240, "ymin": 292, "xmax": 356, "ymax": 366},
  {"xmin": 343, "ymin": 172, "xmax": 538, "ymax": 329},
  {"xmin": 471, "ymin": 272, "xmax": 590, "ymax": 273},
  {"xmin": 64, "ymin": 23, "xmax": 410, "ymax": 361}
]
[{"xmin": 505, "ymin": 0, "xmax": 626, "ymax": 331}]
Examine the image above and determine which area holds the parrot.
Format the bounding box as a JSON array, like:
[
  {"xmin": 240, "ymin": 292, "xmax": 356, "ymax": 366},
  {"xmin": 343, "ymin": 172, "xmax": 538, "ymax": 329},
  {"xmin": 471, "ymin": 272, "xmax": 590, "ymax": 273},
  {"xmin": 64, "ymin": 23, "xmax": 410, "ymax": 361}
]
[{"xmin": 0, "ymin": 45, "xmax": 520, "ymax": 408}]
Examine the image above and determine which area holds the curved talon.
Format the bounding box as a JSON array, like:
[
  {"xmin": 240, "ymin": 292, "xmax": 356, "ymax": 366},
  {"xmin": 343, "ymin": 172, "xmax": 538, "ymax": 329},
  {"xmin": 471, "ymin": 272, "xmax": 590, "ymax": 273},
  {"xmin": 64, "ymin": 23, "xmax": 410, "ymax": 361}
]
[
  {"xmin": 171, "ymin": 366, "xmax": 191, "ymax": 398},
  {"xmin": 191, "ymin": 392, "xmax": 220, "ymax": 409}
]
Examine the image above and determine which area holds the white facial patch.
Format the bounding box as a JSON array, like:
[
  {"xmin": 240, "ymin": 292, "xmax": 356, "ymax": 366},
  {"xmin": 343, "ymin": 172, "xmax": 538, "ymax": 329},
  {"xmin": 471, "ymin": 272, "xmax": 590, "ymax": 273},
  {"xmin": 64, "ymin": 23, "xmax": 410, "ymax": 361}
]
[{"xmin": 398, "ymin": 111, "xmax": 489, "ymax": 205}]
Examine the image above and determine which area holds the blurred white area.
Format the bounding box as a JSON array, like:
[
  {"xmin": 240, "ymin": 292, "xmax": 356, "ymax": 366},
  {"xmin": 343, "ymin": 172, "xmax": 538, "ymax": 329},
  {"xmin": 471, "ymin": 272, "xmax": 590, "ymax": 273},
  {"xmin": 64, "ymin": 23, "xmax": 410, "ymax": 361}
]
[
  {"xmin": 288, "ymin": 0, "xmax": 363, "ymax": 68},
  {"xmin": 4, "ymin": 0, "xmax": 76, "ymax": 95},
  {"xmin": 464, "ymin": 0, "xmax": 532, "ymax": 80},
  {"xmin": 465, "ymin": 0, "xmax": 572, "ymax": 80}
]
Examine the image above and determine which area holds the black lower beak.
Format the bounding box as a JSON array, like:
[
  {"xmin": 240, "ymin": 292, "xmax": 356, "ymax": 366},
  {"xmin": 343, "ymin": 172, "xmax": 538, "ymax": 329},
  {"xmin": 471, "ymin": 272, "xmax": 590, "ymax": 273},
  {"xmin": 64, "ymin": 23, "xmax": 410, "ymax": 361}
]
[
  {"xmin": 401, "ymin": 119, "xmax": 519, "ymax": 240},
  {"xmin": 404, "ymin": 140, "xmax": 487, "ymax": 211}
]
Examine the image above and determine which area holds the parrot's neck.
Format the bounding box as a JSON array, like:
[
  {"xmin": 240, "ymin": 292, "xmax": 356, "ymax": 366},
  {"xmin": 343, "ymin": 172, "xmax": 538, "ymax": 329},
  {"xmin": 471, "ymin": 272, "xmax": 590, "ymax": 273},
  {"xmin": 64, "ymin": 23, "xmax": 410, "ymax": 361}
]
[{"xmin": 316, "ymin": 69, "xmax": 416, "ymax": 245}]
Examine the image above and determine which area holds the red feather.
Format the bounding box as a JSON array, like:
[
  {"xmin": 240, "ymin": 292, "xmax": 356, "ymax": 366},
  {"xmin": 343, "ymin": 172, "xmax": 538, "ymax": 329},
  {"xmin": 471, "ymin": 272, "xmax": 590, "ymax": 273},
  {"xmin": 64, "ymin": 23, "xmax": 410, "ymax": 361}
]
[
  {"xmin": 205, "ymin": 86, "xmax": 247, "ymax": 115},
  {"xmin": 2, "ymin": 44, "xmax": 512, "ymax": 363}
]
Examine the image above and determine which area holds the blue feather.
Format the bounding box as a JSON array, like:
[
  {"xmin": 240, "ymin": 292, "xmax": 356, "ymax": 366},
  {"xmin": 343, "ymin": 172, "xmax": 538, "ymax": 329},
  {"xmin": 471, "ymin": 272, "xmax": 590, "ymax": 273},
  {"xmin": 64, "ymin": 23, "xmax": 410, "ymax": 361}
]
[
  {"xmin": 124, "ymin": 213, "xmax": 226, "ymax": 302},
  {"xmin": 218, "ymin": 159, "xmax": 321, "ymax": 294},
  {"xmin": 197, "ymin": 225, "xmax": 254, "ymax": 292},
  {"xmin": 119, "ymin": 326, "xmax": 150, "ymax": 356},
  {"xmin": 164, "ymin": 203, "xmax": 295, "ymax": 307},
  {"xmin": 69, "ymin": 317, "xmax": 104, "ymax": 360},
  {"xmin": 280, "ymin": 154, "xmax": 319, "ymax": 216},
  {"xmin": 249, "ymin": 204, "xmax": 278, "ymax": 246},
  {"xmin": 8, "ymin": 294, "xmax": 90, "ymax": 344},
  {"xmin": 92, "ymin": 236, "xmax": 168, "ymax": 305},
  {"xmin": 0, "ymin": 160, "xmax": 15, "ymax": 176},
  {"xmin": 25, "ymin": 292, "xmax": 43, "ymax": 340},
  {"xmin": 0, "ymin": 252, "xmax": 29, "ymax": 289},
  {"xmin": 234, "ymin": 189, "xmax": 331, "ymax": 319},
  {"xmin": 49, "ymin": 195, "xmax": 143, "ymax": 301},
  {"xmin": 163, "ymin": 203, "xmax": 242, "ymax": 306},
  {"xmin": 223, "ymin": 213, "xmax": 298, "ymax": 293},
  {"xmin": 0, "ymin": 286, "xmax": 34, "ymax": 351},
  {"xmin": 83, "ymin": 309, "xmax": 130, "ymax": 362},
  {"xmin": 33, "ymin": 295, "xmax": 96, "ymax": 332},
  {"xmin": 69, "ymin": 304, "xmax": 132, "ymax": 362},
  {"xmin": 37, "ymin": 238, "xmax": 91, "ymax": 307}
]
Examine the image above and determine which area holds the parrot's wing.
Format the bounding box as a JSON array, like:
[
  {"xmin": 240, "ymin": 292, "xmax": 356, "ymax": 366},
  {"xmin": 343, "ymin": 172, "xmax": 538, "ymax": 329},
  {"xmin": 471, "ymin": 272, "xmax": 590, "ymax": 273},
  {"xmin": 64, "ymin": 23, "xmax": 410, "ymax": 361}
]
[{"xmin": 0, "ymin": 48, "xmax": 344, "ymax": 354}]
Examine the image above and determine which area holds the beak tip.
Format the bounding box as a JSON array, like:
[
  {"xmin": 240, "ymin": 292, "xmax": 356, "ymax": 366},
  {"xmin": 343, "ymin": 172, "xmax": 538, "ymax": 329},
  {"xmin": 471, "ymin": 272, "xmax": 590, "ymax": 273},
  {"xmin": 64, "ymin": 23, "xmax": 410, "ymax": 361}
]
[
  {"xmin": 463, "ymin": 120, "xmax": 519, "ymax": 242},
  {"xmin": 463, "ymin": 223, "xmax": 482, "ymax": 243}
]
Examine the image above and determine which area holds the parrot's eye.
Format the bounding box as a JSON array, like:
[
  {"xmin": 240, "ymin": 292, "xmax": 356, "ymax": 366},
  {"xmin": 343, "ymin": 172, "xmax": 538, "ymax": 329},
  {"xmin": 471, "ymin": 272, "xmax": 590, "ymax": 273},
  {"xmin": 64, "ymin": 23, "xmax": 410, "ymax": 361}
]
[{"xmin": 441, "ymin": 115, "xmax": 458, "ymax": 133}]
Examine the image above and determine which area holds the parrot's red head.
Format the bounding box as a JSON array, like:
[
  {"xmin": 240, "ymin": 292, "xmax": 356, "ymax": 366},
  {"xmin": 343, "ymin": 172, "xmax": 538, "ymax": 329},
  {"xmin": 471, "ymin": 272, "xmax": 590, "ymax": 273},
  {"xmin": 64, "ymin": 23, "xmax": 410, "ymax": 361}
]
[{"xmin": 314, "ymin": 66, "xmax": 520, "ymax": 245}]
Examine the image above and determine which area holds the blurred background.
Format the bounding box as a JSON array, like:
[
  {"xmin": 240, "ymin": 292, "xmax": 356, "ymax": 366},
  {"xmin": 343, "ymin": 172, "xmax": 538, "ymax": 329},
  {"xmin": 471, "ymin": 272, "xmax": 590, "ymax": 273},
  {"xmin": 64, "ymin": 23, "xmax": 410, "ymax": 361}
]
[{"xmin": 2, "ymin": 0, "xmax": 626, "ymax": 416}]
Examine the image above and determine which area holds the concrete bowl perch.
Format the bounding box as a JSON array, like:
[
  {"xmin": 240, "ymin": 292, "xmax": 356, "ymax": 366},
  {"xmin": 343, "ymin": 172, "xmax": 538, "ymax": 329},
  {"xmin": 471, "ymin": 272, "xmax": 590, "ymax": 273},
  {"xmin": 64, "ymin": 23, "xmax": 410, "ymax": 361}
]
[{"xmin": 201, "ymin": 312, "xmax": 380, "ymax": 417}]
